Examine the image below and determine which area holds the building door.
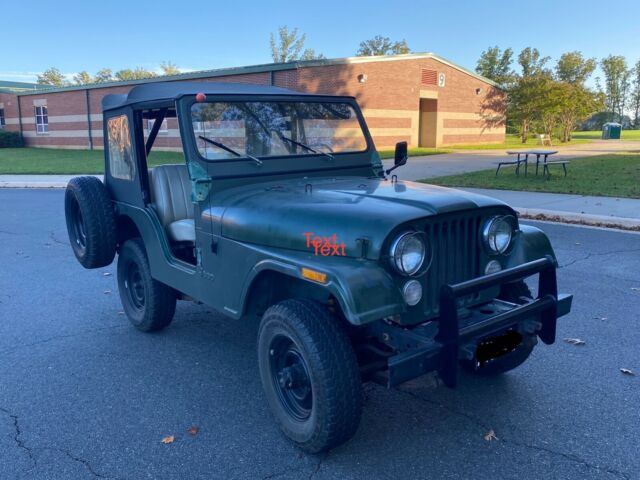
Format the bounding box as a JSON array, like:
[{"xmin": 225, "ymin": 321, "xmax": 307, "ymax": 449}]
[{"xmin": 419, "ymin": 99, "xmax": 438, "ymax": 147}]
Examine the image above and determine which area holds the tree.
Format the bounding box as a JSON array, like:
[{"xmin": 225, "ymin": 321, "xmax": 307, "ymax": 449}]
[
  {"xmin": 507, "ymin": 74, "xmax": 550, "ymax": 142},
  {"xmin": 356, "ymin": 35, "xmax": 410, "ymax": 56},
  {"xmin": 269, "ymin": 26, "xmax": 325, "ymax": 63},
  {"xmin": 517, "ymin": 47, "xmax": 550, "ymax": 77},
  {"xmin": 37, "ymin": 67, "xmax": 68, "ymax": 86},
  {"xmin": 555, "ymin": 82, "xmax": 604, "ymax": 142},
  {"xmin": 73, "ymin": 71, "xmax": 94, "ymax": 85},
  {"xmin": 629, "ymin": 60, "xmax": 640, "ymax": 128},
  {"xmin": 160, "ymin": 61, "xmax": 180, "ymax": 75},
  {"xmin": 94, "ymin": 68, "xmax": 114, "ymax": 83},
  {"xmin": 555, "ymin": 51, "xmax": 596, "ymax": 85},
  {"xmin": 600, "ymin": 55, "xmax": 631, "ymax": 123},
  {"xmin": 475, "ymin": 46, "xmax": 514, "ymax": 84},
  {"xmin": 114, "ymin": 67, "xmax": 158, "ymax": 81}
]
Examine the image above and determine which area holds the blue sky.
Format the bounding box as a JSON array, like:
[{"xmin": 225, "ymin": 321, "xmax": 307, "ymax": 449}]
[{"xmin": 2, "ymin": 0, "xmax": 639, "ymax": 83}]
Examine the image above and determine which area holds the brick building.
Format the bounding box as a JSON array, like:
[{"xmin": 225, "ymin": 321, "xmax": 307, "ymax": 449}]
[{"xmin": 0, "ymin": 53, "xmax": 505, "ymax": 150}]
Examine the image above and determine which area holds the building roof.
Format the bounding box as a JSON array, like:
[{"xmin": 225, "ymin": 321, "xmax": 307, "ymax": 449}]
[
  {"xmin": 102, "ymin": 82, "xmax": 319, "ymax": 110},
  {"xmin": 15, "ymin": 52, "xmax": 500, "ymax": 97},
  {"xmin": 0, "ymin": 80, "xmax": 45, "ymax": 93}
]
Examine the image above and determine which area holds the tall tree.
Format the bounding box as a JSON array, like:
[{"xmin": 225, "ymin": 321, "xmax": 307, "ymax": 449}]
[
  {"xmin": 94, "ymin": 68, "xmax": 114, "ymax": 83},
  {"xmin": 507, "ymin": 74, "xmax": 550, "ymax": 142},
  {"xmin": 517, "ymin": 47, "xmax": 550, "ymax": 77},
  {"xmin": 73, "ymin": 71, "xmax": 94, "ymax": 85},
  {"xmin": 555, "ymin": 51, "xmax": 596, "ymax": 85},
  {"xmin": 115, "ymin": 67, "xmax": 158, "ymax": 81},
  {"xmin": 37, "ymin": 67, "xmax": 68, "ymax": 86},
  {"xmin": 555, "ymin": 82, "xmax": 604, "ymax": 142},
  {"xmin": 160, "ymin": 61, "xmax": 180, "ymax": 75},
  {"xmin": 475, "ymin": 46, "xmax": 514, "ymax": 84},
  {"xmin": 269, "ymin": 26, "xmax": 324, "ymax": 63},
  {"xmin": 356, "ymin": 35, "xmax": 410, "ymax": 56},
  {"xmin": 600, "ymin": 55, "xmax": 631, "ymax": 122},
  {"xmin": 629, "ymin": 60, "xmax": 640, "ymax": 128}
]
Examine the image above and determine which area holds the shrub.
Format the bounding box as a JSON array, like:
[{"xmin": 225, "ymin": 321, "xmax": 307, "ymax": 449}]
[{"xmin": 0, "ymin": 130, "xmax": 24, "ymax": 148}]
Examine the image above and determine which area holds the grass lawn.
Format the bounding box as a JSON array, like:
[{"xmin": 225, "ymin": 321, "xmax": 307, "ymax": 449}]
[
  {"xmin": 379, "ymin": 147, "xmax": 451, "ymax": 159},
  {"xmin": 426, "ymin": 153, "xmax": 640, "ymax": 199},
  {"xmin": 448, "ymin": 133, "xmax": 591, "ymax": 150},
  {"xmin": 571, "ymin": 130, "xmax": 640, "ymax": 140},
  {"xmin": 0, "ymin": 148, "xmax": 184, "ymax": 174}
]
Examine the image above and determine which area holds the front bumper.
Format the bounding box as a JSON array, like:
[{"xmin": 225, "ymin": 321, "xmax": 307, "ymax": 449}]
[{"xmin": 372, "ymin": 256, "xmax": 572, "ymax": 388}]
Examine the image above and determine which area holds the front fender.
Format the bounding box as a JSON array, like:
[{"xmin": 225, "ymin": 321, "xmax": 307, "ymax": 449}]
[
  {"xmin": 238, "ymin": 247, "xmax": 403, "ymax": 325},
  {"xmin": 505, "ymin": 224, "xmax": 557, "ymax": 269}
]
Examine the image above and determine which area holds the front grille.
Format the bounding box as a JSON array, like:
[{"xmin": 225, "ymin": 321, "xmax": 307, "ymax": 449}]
[{"xmin": 423, "ymin": 213, "xmax": 482, "ymax": 319}]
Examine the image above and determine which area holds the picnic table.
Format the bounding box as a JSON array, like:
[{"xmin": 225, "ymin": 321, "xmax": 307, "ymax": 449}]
[{"xmin": 496, "ymin": 150, "xmax": 568, "ymax": 178}]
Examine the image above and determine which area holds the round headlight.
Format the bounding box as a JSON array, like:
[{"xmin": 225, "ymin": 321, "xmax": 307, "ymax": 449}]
[
  {"xmin": 402, "ymin": 280, "xmax": 423, "ymax": 306},
  {"xmin": 482, "ymin": 216, "xmax": 516, "ymax": 254},
  {"xmin": 390, "ymin": 232, "xmax": 426, "ymax": 276}
]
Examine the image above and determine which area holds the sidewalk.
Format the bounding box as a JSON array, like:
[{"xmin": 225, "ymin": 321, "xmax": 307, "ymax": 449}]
[{"xmin": 1, "ymin": 174, "xmax": 639, "ymax": 229}]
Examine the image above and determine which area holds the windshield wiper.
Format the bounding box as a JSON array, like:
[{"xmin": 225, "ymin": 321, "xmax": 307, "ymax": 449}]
[
  {"xmin": 198, "ymin": 135, "xmax": 263, "ymax": 166},
  {"xmin": 278, "ymin": 134, "xmax": 334, "ymax": 162}
]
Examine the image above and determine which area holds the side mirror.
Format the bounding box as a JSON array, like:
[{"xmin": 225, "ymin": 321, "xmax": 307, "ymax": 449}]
[{"xmin": 386, "ymin": 141, "xmax": 408, "ymax": 175}]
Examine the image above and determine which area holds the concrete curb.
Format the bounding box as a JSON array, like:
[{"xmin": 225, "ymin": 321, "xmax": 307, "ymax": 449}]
[
  {"xmin": 516, "ymin": 207, "xmax": 640, "ymax": 231},
  {"xmin": 1, "ymin": 182, "xmax": 639, "ymax": 231}
]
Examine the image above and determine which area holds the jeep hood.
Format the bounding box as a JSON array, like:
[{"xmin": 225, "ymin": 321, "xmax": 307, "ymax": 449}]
[{"xmin": 207, "ymin": 177, "xmax": 511, "ymax": 259}]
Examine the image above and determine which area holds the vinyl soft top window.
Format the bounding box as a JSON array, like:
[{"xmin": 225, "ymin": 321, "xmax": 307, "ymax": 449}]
[{"xmin": 107, "ymin": 114, "xmax": 136, "ymax": 180}]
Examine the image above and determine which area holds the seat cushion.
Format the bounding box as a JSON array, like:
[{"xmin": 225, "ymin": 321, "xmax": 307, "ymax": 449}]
[
  {"xmin": 167, "ymin": 219, "xmax": 196, "ymax": 243},
  {"xmin": 148, "ymin": 165, "xmax": 196, "ymax": 243},
  {"xmin": 149, "ymin": 165, "xmax": 194, "ymax": 226}
]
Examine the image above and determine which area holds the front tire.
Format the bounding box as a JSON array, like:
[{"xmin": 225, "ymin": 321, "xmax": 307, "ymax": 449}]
[
  {"xmin": 117, "ymin": 239, "xmax": 176, "ymax": 332},
  {"xmin": 461, "ymin": 281, "xmax": 536, "ymax": 376},
  {"xmin": 258, "ymin": 299, "xmax": 362, "ymax": 453}
]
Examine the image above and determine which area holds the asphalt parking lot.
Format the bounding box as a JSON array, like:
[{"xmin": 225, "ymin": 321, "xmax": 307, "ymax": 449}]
[{"xmin": 1, "ymin": 188, "xmax": 639, "ymax": 480}]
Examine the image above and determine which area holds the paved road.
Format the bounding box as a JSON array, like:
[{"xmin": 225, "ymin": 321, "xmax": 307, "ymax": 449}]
[
  {"xmin": 1, "ymin": 189, "xmax": 639, "ymax": 480},
  {"xmin": 381, "ymin": 139, "xmax": 640, "ymax": 181}
]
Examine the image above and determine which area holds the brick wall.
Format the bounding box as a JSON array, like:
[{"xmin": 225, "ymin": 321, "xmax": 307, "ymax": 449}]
[{"xmin": 4, "ymin": 56, "xmax": 505, "ymax": 150}]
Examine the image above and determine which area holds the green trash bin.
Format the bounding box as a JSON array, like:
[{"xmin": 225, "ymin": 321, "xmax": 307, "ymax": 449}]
[{"xmin": 602, "ymin": 122, "xmax": 622, "ymax": 139}]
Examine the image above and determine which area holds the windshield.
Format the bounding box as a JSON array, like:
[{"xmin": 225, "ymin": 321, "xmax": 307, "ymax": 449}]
[{"xmin": 191, "ymin": 101, "xmax": 368, "ymax": 160}]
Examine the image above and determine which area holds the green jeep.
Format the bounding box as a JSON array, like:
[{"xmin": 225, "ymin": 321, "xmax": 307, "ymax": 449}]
[{"xmin": 64, "ymin": 82, "xmax": 572, "ymax": 453}]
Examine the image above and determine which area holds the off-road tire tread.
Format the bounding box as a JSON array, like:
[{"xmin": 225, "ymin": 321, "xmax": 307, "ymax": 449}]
[
  {"xmin": 65, "ymin": 176, "xmax": 117, "ymax": 269},
  {"xmin": 118, "ymin": 238, "xmax": 176, "ymax": 332},
  {"xmin": 259, "ymin": 299, "xmax": 362, "ymax": 453}
]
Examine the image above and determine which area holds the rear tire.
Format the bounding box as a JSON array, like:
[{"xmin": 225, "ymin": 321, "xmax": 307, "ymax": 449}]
[
  {"xmin": 117, "ymin": 238, "xmax": 176, "ymax": 332},
  {"xmin": 258, "ymin": 299, "xmax": 362, "ymax": 453},
  {"xmin": 64, "ymin": 176, "xmax": 117, "ymax": 269},
  {"xmin": 461, "ymin": 281, "xmax": 536, "ymax": 376}
]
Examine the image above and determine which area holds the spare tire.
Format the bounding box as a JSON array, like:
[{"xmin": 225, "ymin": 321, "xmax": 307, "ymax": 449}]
[{"xmin": 65, "ymin": 176, "xmax": 117, "ymax": 269}]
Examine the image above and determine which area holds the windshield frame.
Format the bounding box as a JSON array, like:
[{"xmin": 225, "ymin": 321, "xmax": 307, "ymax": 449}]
[{"xmin": 185, "ymin": 95, "xmax": 373, "ymax": 165}]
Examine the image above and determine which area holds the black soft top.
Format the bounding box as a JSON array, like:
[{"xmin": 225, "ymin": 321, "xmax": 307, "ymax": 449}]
[{"xmin": 102, "ymin": 81, "xmax": 333, "ymax": 111}]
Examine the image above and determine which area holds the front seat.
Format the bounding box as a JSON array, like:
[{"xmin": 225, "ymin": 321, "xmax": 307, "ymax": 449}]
[{"xmin": 148, "ymin": 165, "xmax": 196, "ymax": 243}]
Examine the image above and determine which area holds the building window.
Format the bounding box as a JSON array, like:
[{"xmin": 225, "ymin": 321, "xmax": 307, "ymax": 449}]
[
  {"xmin": 107, "ymin": 115, "xmax": 135, "ymax": 181},
  {"xmin": 146, "ymin": 118, "xmax": 168, "ymax": 134},
  {"xmin": 34, "ymin": 106, "xmax": 49, "ymax": 134},
  {"xmin": 0, "ymin": 108, "xmax": 5, "ymax": 128}
]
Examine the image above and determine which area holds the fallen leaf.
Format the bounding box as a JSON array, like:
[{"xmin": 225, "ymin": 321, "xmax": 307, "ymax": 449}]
[
  {"xmin": 593, "ymin": 316, "xmax": 607, "ymax": 321},
  {"xmin": 484, "ymin": 429, "xmax": 498, "ymax": 441},
  {"xmin": 102, "ymin": 272, "xmax": 112, "ymax": 277},
  {"xmin": 631, "ymin": 287, "xmax": 640, "ymax": 292},
  {"xmin": 563, "ymin": 338, "xmax": 586, "ymax": 346},
  {"xmin": 187, "ymin": 425, "xmax": 199, "ymax": 436},
  {"xmin": 574, "ymin": 242, "xmax": 581, "ymax": 245},
  {"xmin": 620, "ymin": 368, "xmax": 635, "ymax": 376},
  {"xmin": 103, "ymin": 290, "xmax": 112, "ymax": 294},
  {"xmin": 161, "ymin": 435, "xmax": 175, "ymax": 444},
  {"xmin": 117, "ymin": 311, "xmax": 125, "ymax": 315}
]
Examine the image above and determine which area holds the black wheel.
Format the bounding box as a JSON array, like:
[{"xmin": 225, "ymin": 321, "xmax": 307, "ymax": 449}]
[
  {"xmin": 64, "ymin": 176, "xmax": 116, "ymax": 269},
  {"xmin": 258, "ymin": 299, "xmax": 362, "ymax": 453},
  {"xmin": 461, "ymin": 281, "xmax": 536, "ymax": 376},
  {"xmin": 117, "ymin": 239, "xmax": 176, "ymax": 332}
]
